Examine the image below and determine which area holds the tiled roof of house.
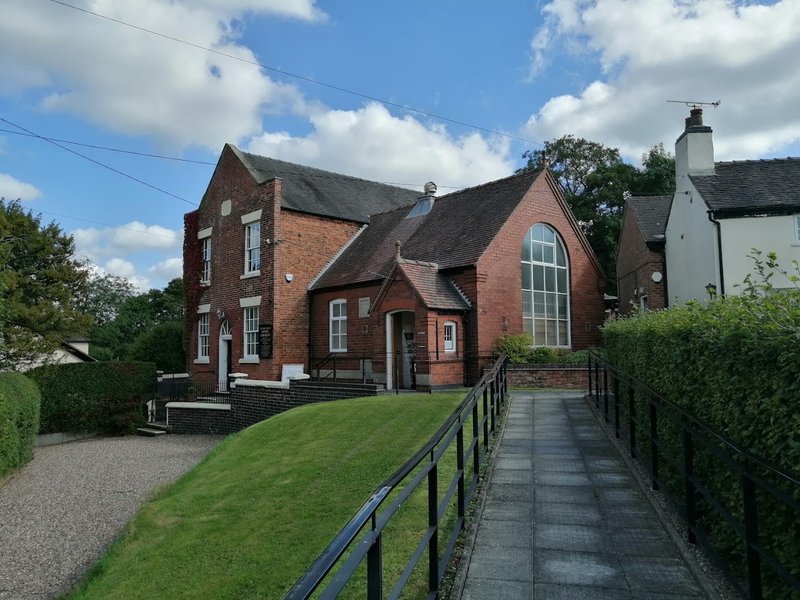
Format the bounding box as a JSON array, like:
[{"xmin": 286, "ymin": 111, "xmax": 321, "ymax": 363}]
[
  {"xmin": 312, "ymin": 168, "xmax": 543, "ymax": 290},
  {"xmin": 627, "ymin": 195, "xmax": 672, "ymax": 242},
  {"xmin": 233, "ymin": 146, "xmax": 420, "ymax": 223},
  {"xmin": 398, "ymin": 260, "xmax": 471, "ymax": 310},
  {"xmin": 690, "ymin": 157, "xmax": 800, "ymax": 214}
]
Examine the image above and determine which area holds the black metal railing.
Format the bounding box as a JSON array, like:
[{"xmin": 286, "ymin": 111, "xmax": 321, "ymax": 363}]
[
  {"xmin": 154, "ymin": 377, "xmax": 221, "ymax": 404},
  {"xmin": 285, "ymin": 355, "xmax": 509, "ymax": 600},
  {"xmin": 588, "ymin": 352, "xmax": 800, "ymax": 600}
]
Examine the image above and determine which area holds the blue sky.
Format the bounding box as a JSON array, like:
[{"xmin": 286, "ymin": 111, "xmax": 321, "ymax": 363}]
[{"xmin": 1, "ymin": 0, "xmax": 798, "ymax": 291}]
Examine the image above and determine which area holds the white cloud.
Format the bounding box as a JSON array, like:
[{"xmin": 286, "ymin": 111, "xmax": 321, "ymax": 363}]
[
  {"xmin": 525, "ymin": 0, "xmax": 800, "ymax": 161},
  {"xmin": 0, "ymin": 0, "xmax": 324, "ymax": 149},
  {"xmin": 73, "ymin": 221, "xmax": 181, "ymax": 259},
  {"xmin": 0, "ymin": 173, "xmax": 42, "ymax": 200},
  {"xmin": 103, "ymin": 258, "xmax": 151, "ymax": 292},
  {"xmin": 246, "ymin": 102, "xmax": 515, "ymax": 189},
  {"xmin": 148, "ymin": 257, "xmax": 183, "ymax": 281}
]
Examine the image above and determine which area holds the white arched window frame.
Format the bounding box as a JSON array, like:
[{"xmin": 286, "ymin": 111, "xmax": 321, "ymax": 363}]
[{"xmin": 521, "ymin": 223, "xmax": 571, "ymax": 347}]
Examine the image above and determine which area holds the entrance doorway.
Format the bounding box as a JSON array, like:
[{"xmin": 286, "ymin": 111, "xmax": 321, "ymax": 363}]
[
  {"xmin": 385, "ymin": 311, "xmax": 416, "ymax": 390},
  {"xmin": 218, "ymin": 321, "xmax": 232, "ymax": 391}
]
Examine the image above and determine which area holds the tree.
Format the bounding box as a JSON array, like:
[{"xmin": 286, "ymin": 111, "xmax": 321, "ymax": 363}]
[
  {"xmin": 75, "ymin": 272, "xmax": 137, "ymax": 327},
  {"xmin": 0, "ymin": 200, "xmax": 91, "ymax": 369},
  {"xmin": 127, "ymin": 321, "xmax": 186, "ymax": 372},
  {"xmin": 519, "ymin": 137, "xmax": 675, "ymax": 294}
]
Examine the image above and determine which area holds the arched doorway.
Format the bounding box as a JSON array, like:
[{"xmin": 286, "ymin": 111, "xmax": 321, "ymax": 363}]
[
  {"xmin": 218, "ymin": 321, "xmax": 232, "ymax": 391},
  {"xmin": 385, "ymin": 310, "xmax": 416, "ymax": 390}
]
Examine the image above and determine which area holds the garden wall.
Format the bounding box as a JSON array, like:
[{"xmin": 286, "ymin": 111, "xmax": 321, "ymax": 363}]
[{"xmin": 505, "ymin": 364, "xmax": 588, "ymax": 389}]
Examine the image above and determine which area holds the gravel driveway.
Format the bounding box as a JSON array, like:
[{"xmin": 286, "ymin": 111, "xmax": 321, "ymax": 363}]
[{"xmin": 0, "ymin": 434, "xmax": 221, "ymax": 600}]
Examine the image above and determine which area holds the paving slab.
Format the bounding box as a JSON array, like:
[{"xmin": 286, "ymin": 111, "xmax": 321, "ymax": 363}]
[{"xmin": 452, "ymin": 391, "xmax": 717, "ymax": 600}]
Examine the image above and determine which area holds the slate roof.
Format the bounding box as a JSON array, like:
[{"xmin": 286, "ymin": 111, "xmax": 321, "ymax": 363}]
[
  {"xmin": 312, "ymin": 168, "xmax": 543, "ymax": 290},
  {"xmin": 397, "ymin": 260, "xmax": 471, "ymax": 310},
  {"xmin": 690, "ymin": 157, "xmax": 800, "ymax": 215},
  {"xmin": 627, "ymin": 195, "xmax": 672, "ymax": 243},
  {"xmin": 232, "ymin": 145, "xmax": 420, "ymax": 223}
]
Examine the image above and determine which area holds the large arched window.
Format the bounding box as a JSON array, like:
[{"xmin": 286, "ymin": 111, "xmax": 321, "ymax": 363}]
[{"xmin": 521, "ymin": 223, "xmax": 570, "ymax": 347}]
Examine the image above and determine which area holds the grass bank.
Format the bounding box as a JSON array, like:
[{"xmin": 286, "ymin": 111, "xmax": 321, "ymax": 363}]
[{"xmin": 66, "ymin": 392, "xmax": 467, "ymax": 599}]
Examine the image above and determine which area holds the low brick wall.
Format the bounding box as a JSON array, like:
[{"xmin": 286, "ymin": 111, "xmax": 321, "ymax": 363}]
[
  {"xmin": 168, "ymin": 380, "xmax": 382, "ymax": 435},
  {"xmin": 506, "ymin": 364, "xmax": 588, "ymax": 390}
]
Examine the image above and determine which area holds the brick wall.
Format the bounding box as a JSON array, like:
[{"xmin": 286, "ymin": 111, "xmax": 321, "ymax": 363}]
[
  {"xmin": 616, "ymin": 208, "xmax": 667, "ymax": 316},
  {"xmin": 167, "ymin": 380, "xmax": 381, "ymax": 434},
  {"xmin": 506, "ymin": 364, "xmax": 589, "ymax": 390}
]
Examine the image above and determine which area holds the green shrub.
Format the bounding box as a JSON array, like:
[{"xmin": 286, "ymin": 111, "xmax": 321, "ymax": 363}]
[
  {"xmin": 494, "ymin": 333, "xmax": 534, "ymax": 364},
  {"xmin": 603, "ymin": 294, "xmax": 800, "ymax": 598},
  {"xmin": 495, "ymin": 334, "xmax": 598, "ymax": 365},
  {"xmin": 28, "ymin": 361, "xmax": 156, "ymax": 435},
  {"xmin": 0, "ymin": 372, "xmax": 41, "ymax": 478}
]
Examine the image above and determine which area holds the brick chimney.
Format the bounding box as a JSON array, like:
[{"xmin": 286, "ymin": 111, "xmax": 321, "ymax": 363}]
[{"xmin": 675, "ymin": 108, "xmax": 715, "ymax": 180}]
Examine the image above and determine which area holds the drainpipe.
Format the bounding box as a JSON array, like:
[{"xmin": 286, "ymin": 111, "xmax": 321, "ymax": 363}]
[{"xmin": 707, "ymin": 210, "xmax": 726, "ymax": 296}]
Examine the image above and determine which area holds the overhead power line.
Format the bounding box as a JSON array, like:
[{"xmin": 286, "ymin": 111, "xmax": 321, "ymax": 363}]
[
  {"xmin": 46, "ymin": 0, "xmax": 542, "ymax": 148},
  {"xmin": 0, "ymin": 116, "xmax": 197, "ymax": 206}
]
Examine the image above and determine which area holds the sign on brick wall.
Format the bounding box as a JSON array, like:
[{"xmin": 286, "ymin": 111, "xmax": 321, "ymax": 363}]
[{"xmin": 259, "ymin": 324, "xmax": 273, "ymax": 359}]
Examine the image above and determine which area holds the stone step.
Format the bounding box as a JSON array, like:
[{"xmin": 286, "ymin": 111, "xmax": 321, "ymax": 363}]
[
  {"xmin": 145, "ymin": 421, "xmax": 170, "ymax": 431},
  {"xmin": 136, "ymin": 427, "xmax": 167, "ymax": 437}
]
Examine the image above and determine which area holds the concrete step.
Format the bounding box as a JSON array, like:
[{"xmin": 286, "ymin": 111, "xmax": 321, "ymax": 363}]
[
  {"xmin": 136, "ymin": 427, "xmax": 167, "ymax": 437},
  {"xmin": 145, "ymin": 421, "xmax": 170, "ymax": 431}
]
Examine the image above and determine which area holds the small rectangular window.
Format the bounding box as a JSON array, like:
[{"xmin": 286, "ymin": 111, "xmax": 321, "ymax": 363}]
[
  {"xmin": 330, "ymin": 299, "xmax": 347, "ymax": 352},
  {"xmin": 443, "ymin": 322, "xmax": 456, "ymax": 352},
  {"xmin": 358, "ymin": 297, "xmax": 370, "ymax": 318},
  {"xmin": 200, "ymin": 238, "xmax": 211, "ymax": 284},
  {"xmin": 244, "ymin": 307, "xmax": 259, "ymax": 357},
  {"xmin": 244, "ymin": 222, "xmax": 261, "ymax": 274},
  {"xmin": 198, "ymin": 314, "xmax": 209, "ymax": 358}
]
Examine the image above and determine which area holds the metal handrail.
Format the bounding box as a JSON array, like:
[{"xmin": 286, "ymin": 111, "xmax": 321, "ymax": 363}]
[
  {"xmin": 588, "ymin": 351, "xmax": 800, "ymax": 600},
  {"xmin": 285, "ymin": 354, "xmax": 508, "ymax": 599}
]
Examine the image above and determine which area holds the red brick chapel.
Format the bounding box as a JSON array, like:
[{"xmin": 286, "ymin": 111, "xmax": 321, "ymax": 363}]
[{"xmin": 184, "ymin": 144, "xmax": 605, "ymax": 391}]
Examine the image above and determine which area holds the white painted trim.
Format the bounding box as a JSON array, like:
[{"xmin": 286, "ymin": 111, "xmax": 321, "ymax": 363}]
[
  {"xmin": 197, "ymin": 304, "xmax": 211, "ymax": 314},
  {"xmin": 239, "ymin": 357, "xmax": 260, "ymax": 364},
  {"xmin": 160, "ymin": 373, "xmax": 189, "ymax": 379},
  {"xmin": 240, "ymin": 271, "xmax": 260, "ymax": 279},
  {"xmin": 241, "ymin": 209, "xmax": 262, "ymax": 224},
  {"xmin": 166, "ymin": 402, "xmax": 231, "ymax": 410},
  {"xmin": 197, "ymin": 226, "xmax": 213, "ymax": 239},
  {"xmin": 235, "ymin": 379, "xmax": 289, "ymax": 389},
  {"xmin": 239, "ymin": 296, "xmax": 262, "ymax": 308},
  {"xmin": 193, "ymin": 357, "xmax": 210, "ymax": 364}
]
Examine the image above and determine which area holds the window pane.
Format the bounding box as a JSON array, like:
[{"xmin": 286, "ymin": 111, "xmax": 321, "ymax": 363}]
[
  {"xmin": 542, "ymin": 244, "xmax": 554, "ymax": 264},
  {"xmin": 545, "ymin": 293, "xmax": 556, "ymax": 318},
  {"xmin": 533, "ymin": 319, "xmax": 546, "ymax": 344},
  {"xmin": 544, "ymin": 267, "xmax": 555, "ymax": 292},
  {"xmin": 521, "ymin": 263, "xmax": 532, "ymax": 290},
  {"xmin": 522, "ymin": 291, "xmax": 532, "ymax": 318},
  {"xmin": 557, "ymin": 268, "xmax": 567, "ymax": 292},
  {"xmin": 523, "ymin": 318, "xmax": 533, "ymax": 335},
  {"xmin": 533, "ymin": 265, "xmax": 544, "ymax": 290},
  {"xmin": 556, "ymin": 242, "xmax": 566, "ymax": 267},
  {"xmin": 557, "ymin": 294, "xmax": 567, "ymax": 318},
  {"xmin": 558, "ymin": 321, "xmax": 568, "ymax": 345},
  {"xmin": 532, "ymin": 223, "xmax": 544, "ymax": 242},
  {"xmin": 521, "ymin": 238, "xmax": 531, "ymax": 262},
  {"xmin": 542, "ymin": 226, "xmax": 555, "ymax": 244},
  {"xmin": 532, "ymin": 242, "xmax": 543, "ymax": 262},
  {"xmin": 546, "ymin": 320, "xmax": 558, "ymax": 346},
  {"xmin": 533, "ymin": 292, "xmax": 545, "ymax": 316}
]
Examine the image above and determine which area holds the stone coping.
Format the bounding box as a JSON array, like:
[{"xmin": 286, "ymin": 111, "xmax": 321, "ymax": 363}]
[{"xmin": 165, "ymin": 402, "xmax": 231, "ymax": 410}]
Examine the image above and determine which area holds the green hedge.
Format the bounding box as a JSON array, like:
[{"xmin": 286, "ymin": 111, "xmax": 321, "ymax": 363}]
[
  {"xmin": 28, "ymin": 361, "xmax": 156, "ymax": 435},
  {"xmin": 0, "ymin": 372, "xmax": 41, "ymax": 478},
  {"xmin": 494, "ymin": 333, "xmax": 598, "ymax": 364},
  {"xmin": 603, "ymin": 296, "xmax": 800, "ymax": 597}
]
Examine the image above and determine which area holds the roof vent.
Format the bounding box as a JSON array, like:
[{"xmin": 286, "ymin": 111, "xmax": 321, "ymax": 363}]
[{"xmin": 405, "ymin": 181, "xmax": 437, "ymax": 218}]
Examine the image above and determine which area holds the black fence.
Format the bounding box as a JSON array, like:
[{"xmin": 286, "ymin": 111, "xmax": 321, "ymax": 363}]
[
  {"xmin": 284, "ymin": 355, "xmax": 509, "ymax": 599},
  {"xmin": 588, "ymin": 352, "xmax": 800, "ymax": 600}
]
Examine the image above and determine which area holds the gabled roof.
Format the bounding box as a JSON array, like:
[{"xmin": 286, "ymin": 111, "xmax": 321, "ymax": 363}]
[
  {"xmin": 627, "ymin": 195, "xmax": 672, "ymax": 243},
  {"xmin": 230, "ymin": 145, "xmax": 420, "ymax": 223},
  {"xmin": 312, "ymin": 168, "xmax": 543, "ymax": 290},
  {"xmin": 60, "ymin": 341, "xmax": 96, "ymax": 362},
  {"xmin": 396, "ymin": 260, "xmax": 471, "ymax": 311},
  {"xmin": 690, "ymin": 157, "xmax": 800, "ymax": 215}
]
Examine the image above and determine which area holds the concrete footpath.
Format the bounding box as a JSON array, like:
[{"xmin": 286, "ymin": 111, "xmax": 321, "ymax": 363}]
[{"xmin": 453, "ymin": 391, "xmax": 717, "ymax": 600}]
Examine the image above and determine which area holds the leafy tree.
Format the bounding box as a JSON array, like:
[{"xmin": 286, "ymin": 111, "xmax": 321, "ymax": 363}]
[
  {"xmin": 519, "ymin": 137, "xmax": 675, "ymax": 294},
  {"xmin": 76, "ymin": 272, "xmax": 137, "ymax": 327},
  {"xmin": 127, "ymin": 321, "xmax": 186, "ymax": 372},
  {"xmin": 0, "ymin": 200, "xmax": 91, "ymax": 369}
]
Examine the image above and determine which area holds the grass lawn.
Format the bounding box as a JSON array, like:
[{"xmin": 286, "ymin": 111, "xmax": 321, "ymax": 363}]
[{"xmin": 65, "ymin": 391, "xmax": 469, "ymax": 600}]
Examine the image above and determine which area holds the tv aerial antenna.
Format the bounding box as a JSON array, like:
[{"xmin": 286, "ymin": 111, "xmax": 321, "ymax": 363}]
[{"xmin": 666, "ymin": 99, "xmax": 721, "ymax": 109}]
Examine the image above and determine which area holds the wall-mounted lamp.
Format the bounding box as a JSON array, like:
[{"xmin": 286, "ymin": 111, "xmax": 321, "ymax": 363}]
[
  {"xmin": 216, "ymin": 308, "xmax": 225, "ymax": 319},
  {"xmin": 705, "ymin": 283, "xmax": 717, "ymax": 300}
]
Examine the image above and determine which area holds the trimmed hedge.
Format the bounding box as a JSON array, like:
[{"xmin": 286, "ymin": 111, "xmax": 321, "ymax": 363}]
[
  {"xmin": 603, "ymin": 295, "xmax": 800, "ymax": 598},
  {"xmin": 0, "ymin": 373, "xmax": 41, "ymax": 478},
  {"xmin": 494, "ymin": 333, "xmax": 598, "ymax": 364},
  {"xmin": 28, "ymin": 361, "xmax": 156, "ymax": 435}
]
